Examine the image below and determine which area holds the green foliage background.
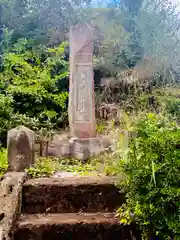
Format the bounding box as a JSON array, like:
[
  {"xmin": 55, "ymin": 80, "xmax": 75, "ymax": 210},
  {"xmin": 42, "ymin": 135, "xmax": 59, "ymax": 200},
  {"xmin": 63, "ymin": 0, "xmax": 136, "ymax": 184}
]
[{"xmin": 0, "ymin": 39, "xmax": 69, "ymax": 144}]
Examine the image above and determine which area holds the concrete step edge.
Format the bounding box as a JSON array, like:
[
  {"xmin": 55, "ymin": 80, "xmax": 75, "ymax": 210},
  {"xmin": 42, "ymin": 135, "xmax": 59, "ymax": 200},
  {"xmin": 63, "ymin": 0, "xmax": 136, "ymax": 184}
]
[
  {"xmin": 17, "ymin": 212, "xmax": 120, "ymax": 227},
  {"xmin": 23, "ymin": 176, "xmax": 122, "ymax": 187}
]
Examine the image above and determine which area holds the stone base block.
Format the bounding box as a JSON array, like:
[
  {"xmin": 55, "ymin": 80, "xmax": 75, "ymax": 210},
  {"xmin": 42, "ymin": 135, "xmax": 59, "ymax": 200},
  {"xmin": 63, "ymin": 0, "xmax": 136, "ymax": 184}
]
[
  {"xmin": 69, "ymin": 136, "xmax": 112, "ymax": 160},
  {"xmin": 43, "ymin": 136, "xmax": 113, "ymax": 161}
]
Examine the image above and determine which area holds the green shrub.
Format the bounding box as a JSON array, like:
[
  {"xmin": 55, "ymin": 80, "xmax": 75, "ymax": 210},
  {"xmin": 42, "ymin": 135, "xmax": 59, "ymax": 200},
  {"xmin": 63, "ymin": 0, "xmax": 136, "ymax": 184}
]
[
  {"xmin": 165, "ymin": 98, "xmax": 180, "ymax": 118},
  {"xmin": 0, "ymin": 148, "xmax": 8, "ymax": 176},
  {"xmin": 96, "ymin": 120, "xmax": 107, "ymax": 134},
  {"xmin": 0, "ymin": 39, "xmax": 69, "ymax": 143},
  {"xmin": 117, "ymin": 114, "xmax": 180, "ymax": 239}
]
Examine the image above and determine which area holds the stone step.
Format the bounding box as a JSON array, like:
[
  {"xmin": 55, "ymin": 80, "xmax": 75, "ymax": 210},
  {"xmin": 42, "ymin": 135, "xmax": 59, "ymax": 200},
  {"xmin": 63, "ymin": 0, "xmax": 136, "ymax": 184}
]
[
  {"xmin": 22, "ymin": 176, "xmax": 124, "ymax": 214},
  {"xmin": 14, "ymin": 213, "xmax": 140, "ymax": 240}
]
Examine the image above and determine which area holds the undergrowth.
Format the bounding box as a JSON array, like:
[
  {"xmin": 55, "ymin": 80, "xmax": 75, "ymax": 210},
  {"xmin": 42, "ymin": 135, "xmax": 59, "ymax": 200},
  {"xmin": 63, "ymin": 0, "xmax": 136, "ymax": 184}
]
[
  {"xmin": 26, "ymin": 148, "xmax": 127, "ymax": 178},
  {"xmin": 26, "ymin": 157, "xmax": 102, "ymax": 178},
  {"xmin": 0, "ymin": 148, "xmax": 8, "ymax": 176},
  {"xmin": 116, "ymin": 113, "xmax": 180, "ymax": 239}
]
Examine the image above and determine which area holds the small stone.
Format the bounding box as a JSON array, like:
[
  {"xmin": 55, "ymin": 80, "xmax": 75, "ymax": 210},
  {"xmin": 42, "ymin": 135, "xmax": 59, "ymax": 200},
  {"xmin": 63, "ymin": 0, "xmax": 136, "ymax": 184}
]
[
  {"xmin": 7, "ymin": 126, "xmax": 35, "ymax": 172},
  {"xmin": 52, "ymin": 172, "xmax": 78, "ymax": 178},
  {"xmin": 101, "ymin": 136, "xmax": 113, "ymax": 148}
]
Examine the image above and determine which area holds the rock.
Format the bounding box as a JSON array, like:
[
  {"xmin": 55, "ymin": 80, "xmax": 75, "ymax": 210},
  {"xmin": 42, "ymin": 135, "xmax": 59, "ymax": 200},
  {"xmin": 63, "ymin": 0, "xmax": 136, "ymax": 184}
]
[
  {"xmin": 7, "ymin": 126, "xmax": 35, "ymax": 172},
  {"xmin": 0, "ymin": 172, "xmax": 27, "ymax": 240},
  {"xmin": 44, "ymin": 140, "xmax": 72, "ymax": 158},
  {"xmin": 100, "ymin": 136, "xmax": 113, "ymax": 149},
  {"xmin": 52, "ymin": 172, "xmax": 79, "ymax": 178},
  {"xmin": 71, "ymin": 137, "xmax": 112, "ymax": 160},
  {"xmin": 42, "ymin": 134, "xmax": 113, "ymax": 161}
]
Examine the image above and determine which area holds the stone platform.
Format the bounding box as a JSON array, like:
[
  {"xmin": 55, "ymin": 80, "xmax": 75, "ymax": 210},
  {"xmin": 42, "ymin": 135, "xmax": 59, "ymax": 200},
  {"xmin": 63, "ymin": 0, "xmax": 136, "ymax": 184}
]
[{"xmin": 42, "ymin": 135, "xmax": 113, "ymax": 160}]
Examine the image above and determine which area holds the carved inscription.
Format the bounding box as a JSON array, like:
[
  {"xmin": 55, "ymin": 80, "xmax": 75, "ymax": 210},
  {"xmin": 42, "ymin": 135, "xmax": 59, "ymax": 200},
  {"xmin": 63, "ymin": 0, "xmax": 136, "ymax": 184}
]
[{"xmin": 74, "ymin": 65, "xmax": 92, "ymax": 122}]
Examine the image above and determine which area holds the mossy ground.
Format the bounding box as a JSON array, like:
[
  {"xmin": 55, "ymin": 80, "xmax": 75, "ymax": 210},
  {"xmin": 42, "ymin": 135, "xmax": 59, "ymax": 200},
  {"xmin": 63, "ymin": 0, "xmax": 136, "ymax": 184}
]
[{"xmin": 26, "ymin": 151, "xmax": 123, "ymax": 178}]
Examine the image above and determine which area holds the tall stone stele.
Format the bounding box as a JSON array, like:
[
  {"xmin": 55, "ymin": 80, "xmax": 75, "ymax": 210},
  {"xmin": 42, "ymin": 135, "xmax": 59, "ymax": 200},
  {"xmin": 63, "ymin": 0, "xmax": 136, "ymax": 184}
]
[
  {"xmin": 68, "ymin": 23, "xmax": 96, "ymax": 138},
  {"xmin": 7, "ymin": 126, "xmax": 35, "ymax": 172}
]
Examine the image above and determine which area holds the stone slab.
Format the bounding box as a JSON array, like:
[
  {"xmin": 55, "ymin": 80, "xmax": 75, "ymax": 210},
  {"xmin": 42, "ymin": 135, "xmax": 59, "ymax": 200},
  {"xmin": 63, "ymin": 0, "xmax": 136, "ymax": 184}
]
[
  {"xmin": 0, "ymin": 172, "xmax": 27, "ymax": 240},
  {"xmin": 14, "ymin": 213, "xmax": 141, "ymax": 240},
  {"xmin": 22, "ymin": 176, "xmax": 123, "ymax": 214}
]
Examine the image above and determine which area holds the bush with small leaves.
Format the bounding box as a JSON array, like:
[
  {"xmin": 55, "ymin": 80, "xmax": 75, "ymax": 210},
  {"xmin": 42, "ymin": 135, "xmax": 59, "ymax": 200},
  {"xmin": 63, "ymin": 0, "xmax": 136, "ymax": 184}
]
[
  {"xmin": 0, "ymin": 39, "xmax": 69, "ymax": 145},
  {"xmin": 117, "ymin": 114, "xmax": 180, "ymax": 239}
]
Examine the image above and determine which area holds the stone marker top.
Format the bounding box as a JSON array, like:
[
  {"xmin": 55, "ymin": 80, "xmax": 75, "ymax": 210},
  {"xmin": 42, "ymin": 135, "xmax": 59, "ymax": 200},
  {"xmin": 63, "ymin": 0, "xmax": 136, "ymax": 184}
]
[
  {"xmin": 70, "ymin": 23, "xmax": 93, "ymax": 56},
  {"xmin": 7, "ymin": 125, "xmax": 34, "ymax": 146}
]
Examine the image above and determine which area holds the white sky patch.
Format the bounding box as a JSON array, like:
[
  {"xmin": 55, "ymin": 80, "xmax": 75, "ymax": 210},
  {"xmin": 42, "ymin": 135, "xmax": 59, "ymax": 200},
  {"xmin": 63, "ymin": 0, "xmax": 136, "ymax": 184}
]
[
  {"xmin": 170, "ymin": 0, "xmax": 180, "ymax": 11},
  {"xmin": 171, "ymin": 0, "xmax": 179, "ymax": 4}
]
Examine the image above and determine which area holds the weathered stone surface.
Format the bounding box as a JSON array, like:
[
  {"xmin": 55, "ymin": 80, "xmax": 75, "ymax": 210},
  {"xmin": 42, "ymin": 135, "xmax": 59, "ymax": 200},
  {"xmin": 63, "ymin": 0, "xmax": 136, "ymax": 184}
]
[
  {"xmin": 68, "ymin": 23, "xmax": 96, "ymax": 138},
  {"xmin": 0, "ymin": 172, "xmax": 27, "ymax": 240},
  {"xmin": 100, "ymin": 136, "xmax": 114, "ymax": 149},
  {"xmin": 7, "ymin": 126, "xmax": 35, "ymax": 172},
  {"xmin": 21, "ymin": 176, "xmax": 123, "ymax": 214},
  {"xmin": 42, "ymin": 135, "xmax": 113, "ymax": 160},
  {"xmin": 97, "ymin": 103, "xmax": 118, "ymax": 121},
  {"xmin": 52, "ymin": 172, "xmax": 78, "ymax": 178},
  {"xmin": 71, "ymin": 137, "xmax": 111, "ymax": 160},
  {"xmin": 44, "ymin": 139, "xmax": 72, "ymax": 158},
  {"xmin": 14, "ymin": 212, "xmax": 141, "ymax": 240}
]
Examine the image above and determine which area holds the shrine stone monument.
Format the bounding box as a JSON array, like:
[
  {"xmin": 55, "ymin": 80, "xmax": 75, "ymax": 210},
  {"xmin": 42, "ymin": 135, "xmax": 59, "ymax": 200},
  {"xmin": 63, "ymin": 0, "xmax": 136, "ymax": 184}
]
[
  {"xmin": 67, "ymin": 23, "xmax": 112, "ymax": 159},
  {"xmin": 68, "ymin": 22, "xmax": 96, "ymax": 138},
  {"xmin": 42, "ymin": 23, "xmax": 113, "ymax": 160}
]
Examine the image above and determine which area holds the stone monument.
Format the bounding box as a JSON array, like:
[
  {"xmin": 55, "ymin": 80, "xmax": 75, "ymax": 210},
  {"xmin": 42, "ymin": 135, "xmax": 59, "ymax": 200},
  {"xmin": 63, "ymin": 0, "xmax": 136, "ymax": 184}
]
[
  {"xmin": 68, "ymin": 23, "xmax": 96, "ymax": 138},
  {"xmin": 42, "ymin": 23, "xmax": 113, "ymax": 160},
  {"xmin": 7, "ymin": 126, "xmax": 35, "ymax": 172},
  {"xmin": 67, "ymin": 23, "xmax": 113, "ymax": 159}
]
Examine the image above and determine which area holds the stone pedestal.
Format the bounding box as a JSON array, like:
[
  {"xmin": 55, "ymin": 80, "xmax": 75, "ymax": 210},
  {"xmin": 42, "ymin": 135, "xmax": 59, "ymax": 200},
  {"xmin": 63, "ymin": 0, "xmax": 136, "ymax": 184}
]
[
  {"xmin": 43, "ymin": 135, "xmax": 113, "ymax": 161},
  {"xmin": 70, "ymin": 136, "xmax": 112, "ymax": 160}
]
